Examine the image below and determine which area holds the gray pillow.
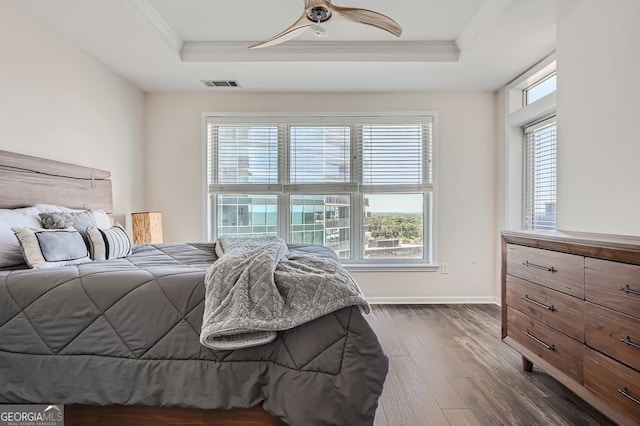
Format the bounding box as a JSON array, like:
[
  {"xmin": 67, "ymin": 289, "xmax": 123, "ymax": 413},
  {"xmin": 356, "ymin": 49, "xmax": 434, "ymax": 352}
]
[
  {"xmin": 12, "ymin": 227, "xmax": 91, "ymax": 268},
  {"xmin": 39, "ymin": 211, "xmax": 97, "ymax": 241}
]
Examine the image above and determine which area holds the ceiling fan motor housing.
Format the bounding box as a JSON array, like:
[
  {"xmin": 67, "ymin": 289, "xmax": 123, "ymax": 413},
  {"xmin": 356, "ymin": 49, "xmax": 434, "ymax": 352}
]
[{"xmin": 308, "ymin": 7, "xmax": 331, "ymax": 22}]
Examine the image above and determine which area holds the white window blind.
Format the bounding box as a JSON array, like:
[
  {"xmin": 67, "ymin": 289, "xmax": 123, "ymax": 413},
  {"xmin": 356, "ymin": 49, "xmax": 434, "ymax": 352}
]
[
  {"xmin": 360, "ymin": 124, "xmax": 431, "ymax": 188},
  {"xmin": 524, "ymin": 118, "xmax": 556, "ymax": 230},
  {"xmin": 289, "ymin": 126, "xmax": 351, "ymax": 184},
  {"xmin": 209, "ymin": 124, "xmax": 279, "ymax": 186}
]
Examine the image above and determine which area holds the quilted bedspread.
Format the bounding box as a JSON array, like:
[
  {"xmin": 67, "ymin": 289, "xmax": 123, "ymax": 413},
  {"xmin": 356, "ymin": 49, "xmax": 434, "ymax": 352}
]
[{"xmin": 0, "ymin": 243, "xmax": 388, "ymax": 426}]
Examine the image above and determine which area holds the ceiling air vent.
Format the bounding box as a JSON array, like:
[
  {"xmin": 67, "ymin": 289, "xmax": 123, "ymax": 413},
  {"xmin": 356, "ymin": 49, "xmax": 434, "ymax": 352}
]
[{"xmin": 201, "ymin": 80, "xmax": 240, "ymax": 88}]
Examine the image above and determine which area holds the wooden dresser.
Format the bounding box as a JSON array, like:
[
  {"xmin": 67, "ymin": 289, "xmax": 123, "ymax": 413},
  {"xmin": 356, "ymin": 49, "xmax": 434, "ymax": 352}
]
[{"xmin": 502, "ymin": 231, "xmax": 640, "ymax": 425}]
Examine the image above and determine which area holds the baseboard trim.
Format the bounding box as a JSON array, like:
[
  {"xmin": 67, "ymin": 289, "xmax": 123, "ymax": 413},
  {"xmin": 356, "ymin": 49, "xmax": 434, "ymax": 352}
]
[{"xmin": 367, "ymin": 296, "xmax": 499, "ymax": 305}]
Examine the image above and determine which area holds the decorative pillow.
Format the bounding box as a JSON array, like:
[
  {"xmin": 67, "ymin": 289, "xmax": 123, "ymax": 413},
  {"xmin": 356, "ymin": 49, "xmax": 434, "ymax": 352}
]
[
  {"xmin": 12, "ymin": 227, "xmax": 91, "ymax": 268},
  {"xmin": 38, "ymin": 211, "xmax": 97, "ymax": 242},
  {"xmin": 0, "ymin": 207, "xmax": 43, "ymax": 267},
  {"xmin": 87, "ymin": 225, "xmax": 132, "ymax": 260},
  {"xmin": 39, "ymin": 204, "xmax": 112, "ymax": 228}
]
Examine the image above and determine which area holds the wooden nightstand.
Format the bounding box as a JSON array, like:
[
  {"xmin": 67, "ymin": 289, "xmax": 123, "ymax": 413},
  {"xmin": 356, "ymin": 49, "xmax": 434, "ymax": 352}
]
[{"xmin": 131, "ymin": 211, "xmax": 163, "ymax": 244}]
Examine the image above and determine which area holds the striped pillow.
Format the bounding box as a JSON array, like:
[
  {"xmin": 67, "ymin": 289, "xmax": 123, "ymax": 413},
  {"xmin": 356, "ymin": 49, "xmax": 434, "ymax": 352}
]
[{"xmin": 87, "ymin": 224, "xmax": 132, "ymax": 260}]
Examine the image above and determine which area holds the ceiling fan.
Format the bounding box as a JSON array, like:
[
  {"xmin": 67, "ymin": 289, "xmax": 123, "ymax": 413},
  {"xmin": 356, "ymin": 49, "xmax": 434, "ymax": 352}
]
[{"xmin": 248, "ymin": 0, "xmax": 402, "ymax": 49}]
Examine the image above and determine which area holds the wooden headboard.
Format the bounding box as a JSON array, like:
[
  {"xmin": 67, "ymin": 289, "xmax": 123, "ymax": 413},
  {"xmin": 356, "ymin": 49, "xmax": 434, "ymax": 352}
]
[{"xmin": 0, "ymin": 150, "xmax": 113, "ymax": 213}]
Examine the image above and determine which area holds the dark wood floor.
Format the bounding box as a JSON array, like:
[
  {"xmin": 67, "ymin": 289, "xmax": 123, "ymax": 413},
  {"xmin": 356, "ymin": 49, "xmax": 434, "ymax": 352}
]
[{"xmin": 367, "ymin": 304, "xmax": 615, "ymax": 426}]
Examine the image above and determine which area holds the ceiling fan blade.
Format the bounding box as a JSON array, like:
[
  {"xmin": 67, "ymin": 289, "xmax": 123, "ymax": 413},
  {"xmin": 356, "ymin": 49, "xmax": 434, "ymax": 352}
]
[
  {"xmin": 304, "ymin": 0, "xmax": 326, "ymax": 9},
  {"xmin": 331, "ymin": 6, "xmax": 402, "ymax": 37},
  {"xmin": 249, "ymin": 14, "xmax": 314, "ymax": 49}
]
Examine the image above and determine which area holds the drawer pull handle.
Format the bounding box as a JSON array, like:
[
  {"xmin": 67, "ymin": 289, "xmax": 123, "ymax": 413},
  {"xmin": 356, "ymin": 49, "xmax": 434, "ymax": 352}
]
[
  {"xmin": 619, "ymin": 285, "xmax": 640, "ymax": 296},
  {"xmin": 522, "ymin": 295, "xmax": 555, "ymax": 311},
  {"xmin": 523, "ymin": 329, "xmax": 555, "ymax": 351},
  {"xmin": 621, "ymin": 336, "xmax": 640, "ymax": 350},
  {"xmin": 617, "ymin": 387, "xmax": 640, "ymax": 406},
  {"xmin": 522, "ymin": 261, "xmax": 556, "ymax": 273}
]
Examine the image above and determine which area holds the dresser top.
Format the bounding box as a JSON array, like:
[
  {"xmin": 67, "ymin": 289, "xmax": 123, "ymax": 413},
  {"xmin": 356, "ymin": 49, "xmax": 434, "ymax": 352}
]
[{"xmin": 502, "ymin": 230, "xmax": 640, "ymax": 264}]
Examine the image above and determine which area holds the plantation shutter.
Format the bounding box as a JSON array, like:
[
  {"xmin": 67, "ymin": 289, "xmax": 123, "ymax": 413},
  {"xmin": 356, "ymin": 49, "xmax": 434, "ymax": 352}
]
[{"xmin": 524, "ymin": 117, "xmax": 556, "ymax": 230}]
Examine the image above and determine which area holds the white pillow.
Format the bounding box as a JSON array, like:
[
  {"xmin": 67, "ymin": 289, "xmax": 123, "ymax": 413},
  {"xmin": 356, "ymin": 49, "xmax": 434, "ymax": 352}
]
[
  {"xmin": 0, "ymin": 207, "xmax": 42, "ymax": 267},
  {"xmin": 91, "ymin": 209, "xmax": 112, "ymax": 228}
]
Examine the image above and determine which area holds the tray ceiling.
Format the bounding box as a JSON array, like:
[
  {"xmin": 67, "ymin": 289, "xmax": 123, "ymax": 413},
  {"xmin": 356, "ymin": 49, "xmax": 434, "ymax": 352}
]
[{"xmin": 9, "ymin": 0, "xmax": 582, "ymax": 92}]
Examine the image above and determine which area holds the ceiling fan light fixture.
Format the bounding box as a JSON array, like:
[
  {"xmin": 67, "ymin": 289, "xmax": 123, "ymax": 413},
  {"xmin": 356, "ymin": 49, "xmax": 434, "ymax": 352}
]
[{"xmin": 312, "ymin": 23, "xmax": 328, "ymax": 38}]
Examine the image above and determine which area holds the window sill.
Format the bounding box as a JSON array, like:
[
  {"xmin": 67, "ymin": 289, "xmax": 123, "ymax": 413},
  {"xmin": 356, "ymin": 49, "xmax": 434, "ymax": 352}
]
[{"xmin": 343, "ymin": 263, "xmax": 440, "ymax": 273}]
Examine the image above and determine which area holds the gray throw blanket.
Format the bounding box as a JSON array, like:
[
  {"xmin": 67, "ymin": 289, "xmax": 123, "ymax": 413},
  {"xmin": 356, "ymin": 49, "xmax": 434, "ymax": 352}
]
[{"xmin": 200, "ymin": 237, "xmax": 370, "ymax": 350}]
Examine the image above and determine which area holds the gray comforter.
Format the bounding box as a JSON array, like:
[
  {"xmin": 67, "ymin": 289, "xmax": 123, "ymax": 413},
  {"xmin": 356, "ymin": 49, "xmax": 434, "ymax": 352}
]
[
  {"xmin": 0, "ymin": 243, "xmax": 388, "ymax": 426},
  {"xmin": 201, "ymin": 237, "xmax": 369, "ymax": 350}
]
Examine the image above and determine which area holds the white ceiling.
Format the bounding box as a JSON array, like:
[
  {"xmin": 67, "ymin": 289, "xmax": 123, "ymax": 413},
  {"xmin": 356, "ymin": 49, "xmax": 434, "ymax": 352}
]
[{"xmin": 10, "ymin": 0, "xmax": 580, "ymax": 93}]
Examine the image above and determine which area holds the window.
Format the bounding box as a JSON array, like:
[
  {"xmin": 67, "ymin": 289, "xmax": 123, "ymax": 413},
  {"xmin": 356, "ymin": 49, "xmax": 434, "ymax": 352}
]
[
  {"xmin": 525, "ymin": 73, "xmax": 556, "ymax": 105},
  {"xmin": 505, "ymin": 54, "xmax": 557, "ymax": 231},
  {"xmin": 206, "ymin": 114, "xmax": 434, "ymax": 264},
  {"xmin": 524, "ymin": 118, "xmax": 556, "ymax": 230}
]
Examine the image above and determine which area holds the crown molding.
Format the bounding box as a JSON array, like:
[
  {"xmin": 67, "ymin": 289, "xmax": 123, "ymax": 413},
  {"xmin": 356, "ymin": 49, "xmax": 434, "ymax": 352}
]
[
  {"xmin": 457, "ymin": 0, "xmax": 513, "ymax": 51},
  {"xmin": 127, "ymin": 0, "xmax": 183, "ymax": 53},
  {"xmin": 181, "ymin": 40, "xmax": 460, "ymax": 62}
]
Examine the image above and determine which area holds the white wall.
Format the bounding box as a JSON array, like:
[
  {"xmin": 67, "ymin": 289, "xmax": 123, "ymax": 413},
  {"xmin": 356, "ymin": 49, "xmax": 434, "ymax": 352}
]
[
  {"xmin": 145, "ymin": 92, "xmax": 498, "ymax": 301},
  {"xmin": 556, "ymin": 0, "xmax": 640, "ymax": 236},
  {"xmin": 0, "ymin": 0, "xmax": 146, "ymax": 225},
  {"xmin": 495, "ymin": 87, "xmax": 507, "ymax": 299}
]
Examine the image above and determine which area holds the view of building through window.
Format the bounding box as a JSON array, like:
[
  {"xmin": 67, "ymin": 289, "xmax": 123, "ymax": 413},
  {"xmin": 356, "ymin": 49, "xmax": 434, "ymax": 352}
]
[
  {"xmin": 217, "ymin": 194, "xmax": 278, "ymax": 237},
  {"xmin": 291, "ymin": 195, "xmax": 351, "ymax": 258},
  {"xmin": 217, "ymin": 193, "xmax": 424, "ymax": 260}
]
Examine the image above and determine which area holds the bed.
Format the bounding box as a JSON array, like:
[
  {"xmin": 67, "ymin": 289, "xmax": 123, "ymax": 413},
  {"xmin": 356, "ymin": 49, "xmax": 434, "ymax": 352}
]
[{"xmin": 0, "ymin": 150, "xmax": 388, "ymax": 426}]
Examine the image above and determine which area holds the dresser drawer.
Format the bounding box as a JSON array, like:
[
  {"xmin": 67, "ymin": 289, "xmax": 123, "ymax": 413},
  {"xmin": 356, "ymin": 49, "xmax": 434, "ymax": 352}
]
[
  {"xmin": 585, "ymin": 258, "xmax": 640, "ymax": 318},
  {"xmin": 506, "ymin": 275, "xmax": 584, "ymax": 342},
  {"xmin": 585, "ymin": 302, "xmax": 640, "ymax": 371},
  {"xmin": 506, "ymin": 244, "xmax": 584, "ymax": 298},
  {"xmin": 507, "ymin": 307, "xmax": 583, "ymax": 383},
  {"xmin": 585, "ymin": 347, "xmax": 640, "ymax": 424}
]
